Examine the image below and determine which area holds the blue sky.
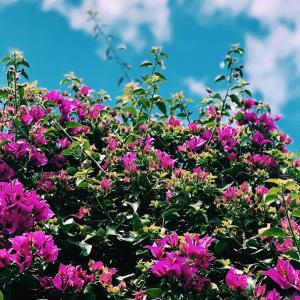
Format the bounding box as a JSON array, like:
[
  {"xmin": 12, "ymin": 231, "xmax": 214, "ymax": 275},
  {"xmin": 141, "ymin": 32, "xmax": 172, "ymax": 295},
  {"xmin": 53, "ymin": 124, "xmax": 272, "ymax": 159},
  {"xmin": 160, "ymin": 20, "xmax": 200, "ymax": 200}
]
[{"xmin": 1, "ymin": 0, "xmax": 300, "ymax": 150}]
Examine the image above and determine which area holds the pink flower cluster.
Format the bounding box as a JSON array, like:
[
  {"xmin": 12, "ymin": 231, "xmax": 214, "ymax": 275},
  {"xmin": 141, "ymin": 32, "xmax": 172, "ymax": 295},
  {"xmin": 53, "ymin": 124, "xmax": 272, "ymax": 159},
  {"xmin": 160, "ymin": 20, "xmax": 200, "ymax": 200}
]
[
  {"xmin": 2, "ymin": 137, "xmax": 48, "ymax": 167},
  {"xmin": 40, "ymin": 260, "xmax": 120, "ymax": 293},
  {"xmin": 271, "ymin": 218, "xmax": 300, "ymax": 253},
  {"xmin": 121, "ymin": 152, "xmax": 138, "ymax": 173},
  {"xmin": 0, "ymin": 162, "xmax": 15, "ymax": 180},
  {"xmin": 217, "ymin": 126, "xmax": 238, "ymax": 151},
  {"xmin": 0, "ymin": 231, "xmax": 58, "ymax": 272},
  {"xmin": 145, "ymin": 232, "xmax": 214, "ymax": 292},
  {"xmin": 254, "ymin": 284, "xmax": 282, "ymax": 300},
  {"xmin": 0, "ymin": 180, "xmax": 53, "ymax": 235},
  {"xmin": 155, "ymin": 150, "xmax": 176, "ymax": 170},
  {"xmin": 264, "ymin": 259, "xmax": 300, "ymax": 291},
  {"xmin": 47, "ymin": 89, "xmax": 104, "ymax": 123},
  {"xmin": 9, "ymin": 231, "xmax": 58, "ymax": 271},
  {"xmin": 20, "ymin": 105, "xmax": 48, "ymax": 125},
  {"xmin": 226, "ymin": 267, "xmax": 249, "ymax": 291},
  {"xmin": 250, "ymin": 154, "xmax": 278, "ymax": 169}
]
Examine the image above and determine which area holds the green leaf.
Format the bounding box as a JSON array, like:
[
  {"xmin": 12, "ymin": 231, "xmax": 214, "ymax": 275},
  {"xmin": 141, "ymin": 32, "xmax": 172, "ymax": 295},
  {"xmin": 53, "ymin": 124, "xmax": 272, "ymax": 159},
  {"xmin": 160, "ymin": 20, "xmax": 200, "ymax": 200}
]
[
  {"xmin": 140, "ymin": 60, "xmax": 153, "ymax": 68},
  {"xmin": 244, "ymin": 89, "xmax": 252, "ymax": 97},
  {"xmin": 0, "ymin": 56, "xmax": 10, "ymax": 64},
  {"xmin": 260, "ymin": 188, "xmax": 279, "ymax": 206},
  {"xmin": 147, "ymin": 288, "xmax": 163, "ymax": 298},
  {"xmin": 66, "ymin": 121, "xmax": 82, "ymax": 129},
  {"xmin": 265, "ymin": 178, "xmax": 288, "ymax": 185},
  {"xmin": 80, "ymin": 285, "xmax": 96, "ymax": 300},
  {"xmin": 155, "ymin": 100, "xmax": 167, "ymax": 115},
  {"xmin": 0, "ymin": 89, "xmax": 9, "ymax": 99},
  {"xmin": 258, "ymin": 227, "xmax": 287, "ymax": 238},
  {"xmin": 292, "ymin": 209, "xmax": 300, "ymax": 218},
  {"xmin": 0, "ymin": 290, "xmax": 3, "ymax": 300},
  {"xmin": 154, "ymin": 72, "xmax": 166, "ymax": 81},
  {"xmin": 235, "ymin": 111, "xmax": 243, "ymax": 121},
  {"xmin": 214, "ymin": 75, "xmax": 226, "ymax": 82},
  {"xmin": 162, "ymin": 208, "xmax": 179, "ymax": 219},
  {"xmin": 215, "ymin": 239, "xmax": 230, "ymax": 256},
  {"xmin": 229, "ymin": 94, "xmax": 242, "ymax": 107},
  {"xmin": 79, "ymin": 241, "xmax": 92, "ymax": 256}
]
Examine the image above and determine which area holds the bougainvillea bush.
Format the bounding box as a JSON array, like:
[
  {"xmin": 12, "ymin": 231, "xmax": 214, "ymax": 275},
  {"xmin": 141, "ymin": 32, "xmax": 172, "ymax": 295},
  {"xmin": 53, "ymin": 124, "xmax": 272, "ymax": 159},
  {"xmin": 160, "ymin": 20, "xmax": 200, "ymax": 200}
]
[{"xmin": 0, "ymin": 45, "xmax": 300, "ymax": 299}]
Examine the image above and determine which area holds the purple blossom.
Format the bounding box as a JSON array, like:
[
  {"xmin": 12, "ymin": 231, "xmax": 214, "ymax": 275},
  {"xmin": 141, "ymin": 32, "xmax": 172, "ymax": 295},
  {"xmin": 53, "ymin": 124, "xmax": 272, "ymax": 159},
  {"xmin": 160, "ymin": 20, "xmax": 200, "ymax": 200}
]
[
  {"xmin": 217, "ymin": 127, "xmax": 238, "ymax": 151},
  {"xmin": 250, "ymin": 154, "xmax": 278, "ymax": 168},
  {"xmin": 273, "ymin": 237, "xmax": 293, "ymax": 252},
  {"xmin": 40, "ymin": 263, "xmax": 93, "ymax": 292},
  {"xmin": 265, "ymin": 289, "xmax": 282, "ymax": 300},
  {"xmin": 186, "ymin": 136, "xmax": 206, "ymax": 151},
  {"xmin": 243, "ymin": 98, "xmax": 256, "ymax": 109},
  {"xmin": 107, "ymin": 136, "xmax": 118, "ymax": 151},
  {"xmin": 241, "ymin": 111, "xmax": 258, "ymax": 124},
  {"xmin": 0, "ymin": 249, "xmax": 11, "ymax": 268},
  {"xmin": 188, "ymin": 122, "xmax": 198, "ymax": 132},
  {"xmin": 168, "ymin": 116, "xmax": 181, "ymax": 127},
  {"xmin": 100, "ymin": 177, "xmax": 111, "ymax": 192},
  {"xmin": 80, "ymin": 85, "xmax": 91, "ymax": 97},
  {"xmin": 3, "ymin": 140, "xmax": 29, "ymax": 158},
  {"xmin": 259, "ymin": 113, "xmax": 277, "ymax": 131},
  {"xmin": 121, "ymin": 152, "xmax": 137, "ymax": 173},
  {"xmin": 264, "ymin": 259, "xmax": 300, "ymax": 291},
  {"xmin": 57, "ymin": 138, "xmax": 72, "ymax": 149},
  {"xmin": 226, "ymin": 267, "xmax": 249, "ymax": 291},
  {"xmin": 0, "ymin": 162, "xmax": 15, "ymax": 180},
  {"xmin": 9, "ymin": 231, "xmax": 58, "ymax": 271},
  {"xmin": 156, "ymin": 150, "xmax": 176, "ymax": 170},
  {"xmin": 0, "ymin": 180, "xmax": 54, "ymax": 235},
  {"xmin": 89, "ymin": 103, "xmax": 105, "ymax": 119},
  {"xmin": 30, "ymin": 147, "xmax": 48, "ymax": 167},
  {"xmin": 252, "ymin": 130, "xmax": 272, "ymax": 146},
  {"xmin": 145, "ymin": 232, "xmax": 213, "ymax": 292}
]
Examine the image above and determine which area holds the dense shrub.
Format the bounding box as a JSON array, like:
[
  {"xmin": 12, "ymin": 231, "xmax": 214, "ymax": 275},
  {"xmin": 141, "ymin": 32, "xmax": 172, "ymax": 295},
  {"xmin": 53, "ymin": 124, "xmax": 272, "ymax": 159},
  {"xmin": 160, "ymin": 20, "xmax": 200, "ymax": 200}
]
[{"xmin": 0, "ymin": 45, "xmax": 299, "ymax": 299}]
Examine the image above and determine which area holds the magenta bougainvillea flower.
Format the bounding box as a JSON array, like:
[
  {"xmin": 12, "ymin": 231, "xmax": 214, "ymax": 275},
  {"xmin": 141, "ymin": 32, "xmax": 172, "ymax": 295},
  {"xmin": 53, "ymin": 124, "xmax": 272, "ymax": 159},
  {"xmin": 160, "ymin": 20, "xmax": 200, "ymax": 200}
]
[
  {"xmin": 3, "ymin": 139, "xmax": 29, "ymax": 158},
  {"xmin": 121, "ymin": 152, "xmax": 138, "ymax": 173},
  {"xmin": 168, "ymin": 116, "xmax": 181, "ymax": 127},
  {"xmin": 217, "ymin": 126, "xmax": 238, "ymax": 151},
  {"xmin": 145, "ymin": 232, "xmax": 213, "ymax": 292},
  {"xmin": 0, "ymin": 162, "xmax": 15, "ymax": 180},
  {"xmin": 225, "ymin": 267, "xmax": 249, "ymax": 291},
  {"xmin": 0, "ymin": 249, "xmax": 11, "ymax": 268},
  {"xmin": 0, "ymin": 180, "xmax": 53, "ymax": 235},
  {"xmin": 9, "ymin": 231, "xmax": 58, "ymax": 271},
  {"xmin": 273, "ymin": 237, "xmax": 293, "ymax": 252},
  {"xmin": 250, "ymin": 154, "xmax": 278, "ymax": 168},
  {"xmin": 265, "ymin": 289, "xmax": 282, "ymax": 300},
  {"xmin": 252, "ymin": 130, "xmax": 272, "ymax": 146},
  {"xmin": 40, "ymin": 263, "xmax": 94, "ymax": 292},
  {"xmin": 40, "ymin": 260, "xmax": 120, "ymax": 294},
  {"xmin": 264, "ymin": 259, "xmax": 300, "ymax": 291},
  {"xmin": 185, "ymin": 136, "xmax": 206, "ymax": 151},
  {"xmin": 155, "ymin": 150, "xmax": 176, "ymax": 170},
  {"xmin": 100, "ymin": 177, "xmax": 111, "ymax": 192}
]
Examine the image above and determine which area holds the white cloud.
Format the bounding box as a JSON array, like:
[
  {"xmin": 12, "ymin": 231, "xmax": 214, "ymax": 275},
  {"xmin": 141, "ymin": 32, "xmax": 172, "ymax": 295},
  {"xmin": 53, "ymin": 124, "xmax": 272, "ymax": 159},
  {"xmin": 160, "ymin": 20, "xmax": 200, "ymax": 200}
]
[
  {"xmin": 197, "ymin": 0, "xmax": 300, "ymax": 112},
  {"xmin": 0, "ymin": 0, "xmax": 18, "ymax": 6},
  {"xmin": 1, "ymin": 0, "xmax": 171, "ymax": 50},
  {"xmin": 40, "ymin": 0, "xmax": 171, "ymax": 50},
  {"xmin": 184, "ymin": 77, "xmax": 207, "ymax": 96}
]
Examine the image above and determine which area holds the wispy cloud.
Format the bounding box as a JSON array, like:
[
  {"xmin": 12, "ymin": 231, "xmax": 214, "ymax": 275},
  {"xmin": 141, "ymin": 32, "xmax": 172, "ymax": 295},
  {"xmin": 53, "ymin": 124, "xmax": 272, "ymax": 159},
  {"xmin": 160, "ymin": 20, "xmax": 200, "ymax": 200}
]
[
  {"xmin": 195, "ymin": 0, "xmax": 300, "ymax": 112},
  {"xmin": 42, "ymin": 0, "xmax": 171, "ymax": 50},
  {"xmin": 184, "ymin": 77, "xmax": 207, "ymax": 96},
  {"xmin": 0, "ymin": 0, "xmax": 171, "ymax": 50}
]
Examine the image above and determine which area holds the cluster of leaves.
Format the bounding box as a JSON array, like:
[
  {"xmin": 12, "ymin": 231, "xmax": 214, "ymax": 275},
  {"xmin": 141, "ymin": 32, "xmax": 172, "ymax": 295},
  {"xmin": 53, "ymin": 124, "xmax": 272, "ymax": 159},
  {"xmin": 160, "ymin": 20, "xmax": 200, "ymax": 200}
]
[{"xmin": 0, "ymin": 46, "xmax": 299, "ymax": 300}]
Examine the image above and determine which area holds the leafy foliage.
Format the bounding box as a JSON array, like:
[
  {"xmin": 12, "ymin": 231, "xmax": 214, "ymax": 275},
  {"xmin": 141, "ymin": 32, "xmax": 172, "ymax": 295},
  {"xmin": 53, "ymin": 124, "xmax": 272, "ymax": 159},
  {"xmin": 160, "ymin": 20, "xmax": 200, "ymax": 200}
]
[{"xmin": 0, "ymin": 46, "xmax": 299, "ymax": 299}]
